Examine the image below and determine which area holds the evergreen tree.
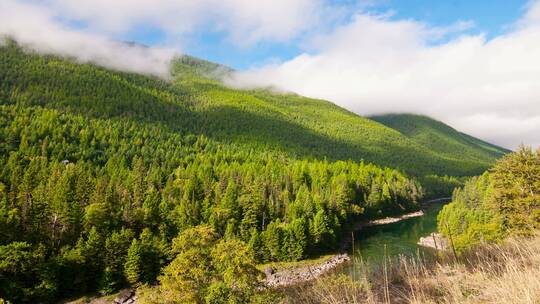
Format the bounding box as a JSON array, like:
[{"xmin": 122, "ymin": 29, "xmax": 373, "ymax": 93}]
[{"xmin": 124, "ymin": 239, "xmax": 142, "ymax": 286}]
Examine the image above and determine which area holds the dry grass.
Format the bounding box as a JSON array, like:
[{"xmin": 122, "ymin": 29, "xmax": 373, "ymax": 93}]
[{"xmin": 281, "ymin": 236, "xmax": 540, "ymax": 304}]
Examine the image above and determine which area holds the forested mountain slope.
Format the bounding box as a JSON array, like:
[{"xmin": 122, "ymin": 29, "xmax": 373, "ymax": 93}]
[
  {"xmin": 170, "ymin": 67, "xmax": 503, "ymax": 177},
  {"xmin": 370, "ymin": 114, "xmax": 509, "ymax": 165},
  {"xmin": 0, "ymin": 42, "xmax": 503, "ymax": 177}
]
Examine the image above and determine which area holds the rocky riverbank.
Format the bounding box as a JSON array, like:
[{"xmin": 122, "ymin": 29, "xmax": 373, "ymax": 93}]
[
  {"xmin": 362, "ymin": 210, "xmax": 425, "ymax": 227},
  {"xmin": 263, "ymin": 254, "xmax": 350, "ymax": 287},
  {"xmin": 264, "ymin": 209, "xmax": 442, "ymax": 288},
  {"xmin": 63, "ymin": 289, "xmax": 136, "ymax": 304},
  {"xmin": 418, "ymin": 232, "xmax": 448, "ymax": 251},
  {"xmin": 67, "ymin": 255, "xmax": 351, "ymax": 303}
]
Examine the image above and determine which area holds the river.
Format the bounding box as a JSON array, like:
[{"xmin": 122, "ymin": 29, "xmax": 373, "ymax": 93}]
[{"xmin": 342, "ymin": 201, "xmax": 448, "ymax": 275}]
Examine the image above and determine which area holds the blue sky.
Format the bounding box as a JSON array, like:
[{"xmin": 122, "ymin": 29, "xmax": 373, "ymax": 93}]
[
  {"xmin": 371, "ymin": 0, "xmax": 526, "ymax": 37},
  {"xmin": 123, "ymin": 0, "xmax": 529, "ymax": 70}
]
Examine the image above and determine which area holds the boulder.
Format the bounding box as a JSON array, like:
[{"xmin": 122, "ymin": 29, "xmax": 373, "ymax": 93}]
[
  {"xmin": 112, "ymin": 289, "xmax": 135, "ymax": 304},
  {"xmin": 264, "ymin": 266, "xmax": 275, "ymax": 278}
]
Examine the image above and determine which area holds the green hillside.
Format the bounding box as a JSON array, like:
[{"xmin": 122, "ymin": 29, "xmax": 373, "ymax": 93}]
[
  {"xmin": 170, "ymin": 60, "xmax": 507, "ymax": 178},
  {"xmin": 0, "ymin": 41, "xmax": 505, "ymax": 302},
  {"xmin": 370, "ymin": 113, "xmax": 509, "ymax": 164},
  {"xmin": 1, "ymin": 42, "xmax": 503, "ymax": 178}
]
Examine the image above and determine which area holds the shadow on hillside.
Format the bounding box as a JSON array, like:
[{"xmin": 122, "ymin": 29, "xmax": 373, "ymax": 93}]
[{"xmin": 1, "ymin": 42, "xmax": 488, "ymax": 176}]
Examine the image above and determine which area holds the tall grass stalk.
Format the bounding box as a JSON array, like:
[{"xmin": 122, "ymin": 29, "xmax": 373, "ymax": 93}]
[{"xmin": 281, "ymin": 235, "xmax": 540, "ymax": 303}]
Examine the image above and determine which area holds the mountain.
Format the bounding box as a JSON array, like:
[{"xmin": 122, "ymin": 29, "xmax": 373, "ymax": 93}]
[
  {"xmin": 1, "ymin": 43, "xmax": 505, "ymax": 178},
  {"xmin": 370, "ymin": 113, "xmax": 509, "ymax": 164},
  {"xmin": 174, "ymin": 57, "xmax": 507, "ymax": 176},
  {"xmin": 163, "ymin": 59, "xmax": 509, "ymax": 178},
  {"xmin": 0, "ymin": 41, "xmax": 507, "ymax": 178}
]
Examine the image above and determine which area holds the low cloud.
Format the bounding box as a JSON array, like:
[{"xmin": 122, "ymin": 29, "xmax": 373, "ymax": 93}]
[
  {"xmin": 22, "ymin": 0, "xmax": 327, "ymax": 46},
  {"xmin": 231, "ymin": 3, "xmax": 540, "ymax": 149},
  {"xmin": 0, "ymin": 0, "xmax": 332, "ymax": 78},
  {"xmin": 0, "ymin": 0, "xmax": 177, "ymax": 78}
]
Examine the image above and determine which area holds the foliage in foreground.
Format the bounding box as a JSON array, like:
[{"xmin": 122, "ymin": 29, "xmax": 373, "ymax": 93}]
[
  {"xmin": 282, "ymin": 235, "xmax": 540, "ymax": 304},
  {"xmin": 438, "ymin": 146, "xmax": 540, "ymax": 252},
  {"xmin": 136, "ymin": 226, "xmax": 265, "ymax": 304}
]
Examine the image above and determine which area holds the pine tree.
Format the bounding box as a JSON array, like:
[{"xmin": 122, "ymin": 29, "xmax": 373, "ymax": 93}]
[
  {"xmin": 124, "ymin": 239, "xmax": 142, "ymax": 286},
  {"xmin": 263, "ymin": 220, "xmax": 283, "ymax": 261},
  {"xmin": 247, "ymin": 228, "xmax": 265, "ymax": 262},
  {"xmin": 103, "ymin": 228, "xmax": 134, "ymax": 290},
  {"xmin": 286, "ymin": 218, "xmax": 308, "ymax": 261}
]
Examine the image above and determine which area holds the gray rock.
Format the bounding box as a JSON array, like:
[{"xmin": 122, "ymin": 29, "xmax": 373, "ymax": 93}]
[
  {"xmin": 264, "ymin": 254, "xmax": 350, "ymax": 287},
  {"xmin": 264, "ymin": 266, "xmax": 275, "ymax": 277},
  {"xmin": 418, "ymin": 232, "xmax": 448, "ymax": 251},
  {"xmin": 112, "ymin": 289, "xmax": 136, "ymax": 304}
]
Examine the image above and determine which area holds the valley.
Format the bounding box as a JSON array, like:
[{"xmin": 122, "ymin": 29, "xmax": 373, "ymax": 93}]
[
  {"xmin": 0, "ymin": 40, "xmax": 536, "ymax": 304},
  {"xmin": 2, "ymin": 1, "xmax": 540, "ymax": 302}
]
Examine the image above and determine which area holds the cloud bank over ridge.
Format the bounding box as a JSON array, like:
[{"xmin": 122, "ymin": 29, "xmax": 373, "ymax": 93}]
[
  {"xmin": 0, "ymin": 0, "xmax": 179, "ymax": 78},
  {"xmin": 231, "ymin": 2, "xmax": 540, "ymax": 149},
  {"xmin": 0, "ymin": 0, "xmax": 330, "ymax": 77},
  {"xmin": 1, "ymin": 0, "xmax": 538, "ymax": 149}
]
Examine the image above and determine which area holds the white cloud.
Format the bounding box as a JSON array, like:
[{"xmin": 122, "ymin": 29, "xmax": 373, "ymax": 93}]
[
  {"xmin": 0, "ymin": 0, "xmax": 335, "ymax": 77},
  {"xmin": 231, "ymin": 2, "xmax": 540, "ymax": 149},
  {"xmin": 35, "ymin": 0, "xmax": 326, "ymax": 46},
  {"xmin": 0, "ymin": 0, "xmax": 330, "ymax": 77},
  {"xmin": 0, "ymin": 0, "xmax": 177, "ymax": 78}
]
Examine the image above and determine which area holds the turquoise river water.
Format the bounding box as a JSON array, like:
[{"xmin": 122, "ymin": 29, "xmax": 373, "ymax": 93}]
[{"xmin": 342, "ymin": 202, "xmax": 447, "ymax": 275}]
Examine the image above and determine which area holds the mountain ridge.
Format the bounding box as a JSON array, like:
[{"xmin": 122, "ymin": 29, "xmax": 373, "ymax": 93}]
[
  {"xmin": 370, "ymin": 113, "xmax": 509, "ymax": 163},
  {"xmin": 0, "ymin": 41, "xmax": 506, "ymax": 177}
]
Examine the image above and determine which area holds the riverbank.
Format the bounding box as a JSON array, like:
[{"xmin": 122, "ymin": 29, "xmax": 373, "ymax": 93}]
[
  {"xmin": 264, "ymin": 209, "xmax": 430, "ymax": 288},
  {"xmin": 263, "ymin": 254, "xmax": 350, "ymax": 287},
  {"xmin": 282, "ymin": 235, "xmax": 540, "ymax": 303},
  {"xmin": 418, "ymin": 232, "xmax": 448, "ymax": 251},
  {"xmin": 361, "ymin": 210, "xmax": 425, "ymax": 227}
]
